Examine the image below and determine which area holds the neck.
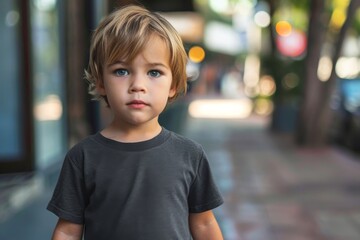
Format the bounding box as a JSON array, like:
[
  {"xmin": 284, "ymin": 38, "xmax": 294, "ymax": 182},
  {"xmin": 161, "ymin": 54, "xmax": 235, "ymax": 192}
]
[{"xmin": 101, "ymin": 120, "xmax": 162, "ymax": 143}]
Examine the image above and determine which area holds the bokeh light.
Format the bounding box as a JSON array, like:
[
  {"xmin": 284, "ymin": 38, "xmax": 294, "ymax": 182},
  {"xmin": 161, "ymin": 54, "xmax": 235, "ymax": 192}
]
[
  {"xmin": 317, "ymin": 56, "xmax": 333, "ymax": 82},
  {"xmin": 243, "ymin": 54, "xmax": 260, "ymax": 87},
  {"xmin": 204, "ymin": 21, "xmax": 244, "ymax": 55},
  {"xmin": 189, "ymin": 46, "xmax": 205, "ymax": 63},
  {"xmin": 276, "ymin": 30, "xmax": 307, "ymax": 57},
  {"xmin": 33, "ymin": 0, "xmax": 57, "ymax": 11},
  {"xmin": 336, "ymin": 57, "xmax": 360, "ymax": 78},
  {"xmin": 282, "ymin": 73, "xmax": 300, "ymax": 90},
  {"xmin": 188, "ymin": 99, "xmax": 253, "ymax": 119},
  {"xmin": 209, "ymin": 0, "xmax": 231, "ymax": 14},
  {"xmin": 276, "ymin": 21, "xmax": 292, "ymax": 36},
  {"xmin": 254, "ymin": 11, "xmax": 271, "ymax": 28},
  {"xmin": 254, "ymin": 98, "xmax": 274, "ymax": 116},
  {"xmin": 34, "ymin": 95, "xmax": 63, "ymax": 121},
  {"xmin": 330, "ymin": 0, "xmax": 350, "ymax": 30},
  {"xmin": 330, "ymin": 9, "xmax": 347, "ymax": 30},
  {"xmin": 244, "ymin": 85, "xmax": 260, "ymax": 98},
  {"xmin": 259, "ymin": 75, "xmax": 276, "ymax": 96},
  {"xmin": 5, "ymin": 11, "xmax": 20, "ymax": 27}
]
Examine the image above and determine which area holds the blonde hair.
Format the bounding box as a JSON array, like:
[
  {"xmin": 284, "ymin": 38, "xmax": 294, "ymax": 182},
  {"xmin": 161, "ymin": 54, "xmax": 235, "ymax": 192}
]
[{"xmin": 85, "ymin": 5, "xmax": 188, "ymax": 104}]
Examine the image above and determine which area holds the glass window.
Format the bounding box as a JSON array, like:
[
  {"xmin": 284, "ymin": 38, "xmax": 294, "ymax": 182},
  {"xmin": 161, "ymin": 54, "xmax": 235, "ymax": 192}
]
[
  {"xmin": 0, "ymin": 1, "xmax": 23, "ymax": 160},
  {"xmin": 31, "ymin": 0, "xmax": 66, "ymax": 169}
]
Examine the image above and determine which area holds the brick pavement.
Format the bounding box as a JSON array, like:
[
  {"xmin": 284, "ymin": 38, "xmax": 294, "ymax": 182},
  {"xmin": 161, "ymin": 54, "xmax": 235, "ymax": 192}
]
[{"xmin": 183, "ymin": 116, "xmax": 360, "ymax": 240}]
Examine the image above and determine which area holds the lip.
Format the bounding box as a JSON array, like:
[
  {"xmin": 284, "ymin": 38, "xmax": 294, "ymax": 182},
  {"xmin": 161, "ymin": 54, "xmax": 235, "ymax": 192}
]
[{"xmin": 126, "ymin": 100, "xmax": 149, "ymax": 109}]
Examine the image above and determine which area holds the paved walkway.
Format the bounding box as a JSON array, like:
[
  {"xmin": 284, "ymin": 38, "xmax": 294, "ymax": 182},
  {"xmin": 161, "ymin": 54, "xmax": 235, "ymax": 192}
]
[
  {"xmin": 1, "ymin": 106, "xmax": 360, "ymax": 240},
  {"xmin": 184, "ymin": 116, "xmax": 360, "ymax": 240}
]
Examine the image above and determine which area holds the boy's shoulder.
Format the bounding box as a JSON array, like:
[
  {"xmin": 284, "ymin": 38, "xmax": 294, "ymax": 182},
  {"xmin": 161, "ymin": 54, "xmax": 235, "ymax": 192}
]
[
  {"xmin": 65, "ymin": 133, "xmax": 100, "ymax": 156},
  {"xmin": 166, "ymin": 129, "xmax": 204, "ymax": 153},
  {"xmin": 167, "ymin": 130, "xmax": 198, "ymax": 144}
]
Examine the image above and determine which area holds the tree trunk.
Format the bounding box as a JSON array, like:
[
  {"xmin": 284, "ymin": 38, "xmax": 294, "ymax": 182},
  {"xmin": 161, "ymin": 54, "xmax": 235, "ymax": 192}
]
[
  {"xmin": 316, "ymin": 0, "xmax": 360, "ymax": 144},
  {"xmin": 296, "ymin": 0, "xmax": 328, "ymax": 147},
  {"xmin": 296, "ymin": 0, "xmax": 359, "ymax": 147}
]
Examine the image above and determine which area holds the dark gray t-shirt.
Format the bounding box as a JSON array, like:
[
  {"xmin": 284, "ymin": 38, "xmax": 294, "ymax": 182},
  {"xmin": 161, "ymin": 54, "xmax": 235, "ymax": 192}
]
[{"xmin": 47, "ymin": 128, "xmax": 223, "ymax": 240}]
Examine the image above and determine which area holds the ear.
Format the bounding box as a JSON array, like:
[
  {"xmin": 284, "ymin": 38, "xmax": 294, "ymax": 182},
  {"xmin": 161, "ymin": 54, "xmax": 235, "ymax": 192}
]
[
  {"xmin": 96, "ymin": 80, "xmax": 106, "ymax": 95},
  {"xmin": 168, "ymin": 87, "xmax": 176, "ymax": 98}
]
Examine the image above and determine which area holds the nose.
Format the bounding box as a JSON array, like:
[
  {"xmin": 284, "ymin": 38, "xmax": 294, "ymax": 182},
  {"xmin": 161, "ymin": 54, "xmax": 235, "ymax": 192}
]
[{"xmin": 129, "ymin": 74, "xmax": 146, "ymax": 93}]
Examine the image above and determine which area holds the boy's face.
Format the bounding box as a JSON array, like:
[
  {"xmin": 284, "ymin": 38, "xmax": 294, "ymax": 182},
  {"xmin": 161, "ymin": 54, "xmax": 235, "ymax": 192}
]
[{"xmin": 98, "ymin": 35, "xmax": 176, "ymax": 128}]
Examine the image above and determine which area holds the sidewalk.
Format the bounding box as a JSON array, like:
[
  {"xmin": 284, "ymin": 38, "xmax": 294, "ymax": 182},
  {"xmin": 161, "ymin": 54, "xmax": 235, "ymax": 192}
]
[
  {"xmin": 1, "ymin": 105, "xmax": 360, "ymax": 240},
  {"xmin": 0, "ymin": 170, "xmax": 59, "ymax": 239},
  {"xmin": 184, "ymin": 115, "xmax": 360, "ymax": 240}
]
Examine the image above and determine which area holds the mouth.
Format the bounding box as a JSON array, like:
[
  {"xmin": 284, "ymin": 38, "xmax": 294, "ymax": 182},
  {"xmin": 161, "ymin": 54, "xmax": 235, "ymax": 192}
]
[{"xmin": 127, "ymin": 100, "xmax": 149, "ymax": 108}]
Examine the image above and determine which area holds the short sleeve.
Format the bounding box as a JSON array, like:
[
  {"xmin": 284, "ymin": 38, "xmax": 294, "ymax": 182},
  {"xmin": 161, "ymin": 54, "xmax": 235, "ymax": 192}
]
[
  {"xmin": 188, "ymin": 151, "xmax": 223, "ymax": 213},
  {"xmin": 47, "ymin": 152, "xmax": 87, "ymax": 224}
]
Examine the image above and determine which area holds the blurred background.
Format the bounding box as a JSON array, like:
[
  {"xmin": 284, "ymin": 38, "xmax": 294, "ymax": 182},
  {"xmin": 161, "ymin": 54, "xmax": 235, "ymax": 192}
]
[{"xmin": 1, "ymin": 0, "xmax": 360, "ymax": 239}]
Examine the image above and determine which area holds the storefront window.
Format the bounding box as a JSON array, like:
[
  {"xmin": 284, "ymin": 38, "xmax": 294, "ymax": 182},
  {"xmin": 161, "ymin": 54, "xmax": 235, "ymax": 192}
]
[
  {"xmin": 0, "ymin": 1, "xmax": 23, "ymax": 160},
  {"xmin": 31, "ymin": 0, "xmax": 66, "ymax": 169}
]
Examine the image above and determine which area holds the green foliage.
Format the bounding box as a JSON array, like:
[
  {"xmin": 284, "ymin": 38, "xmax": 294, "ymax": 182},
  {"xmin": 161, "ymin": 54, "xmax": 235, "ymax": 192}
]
[
  {"xmin": 272, "ymin": 4, "xmax": 309, "ymax": 31},
  {"xmin": 353, "ymin": 8, "xmax": 360, "ymax": 33}
]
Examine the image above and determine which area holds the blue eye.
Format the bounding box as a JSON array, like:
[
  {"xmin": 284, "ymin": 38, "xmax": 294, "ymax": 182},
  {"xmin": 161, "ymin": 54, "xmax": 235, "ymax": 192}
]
[
  {"xmin": 148, "ymin": 70, "xmax": 161, "ymax": 78},
  {"xmin": 114, "ymin": 69, "xmax": 129, "ymax": 76}
]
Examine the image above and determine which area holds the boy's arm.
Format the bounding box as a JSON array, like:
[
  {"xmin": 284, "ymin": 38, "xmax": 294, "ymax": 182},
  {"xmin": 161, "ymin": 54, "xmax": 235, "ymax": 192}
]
[
  {"xmin": 52, "ymin": 218, "xmax": 84, "ymax": 240},
  {"xmin": 189, "ymin": 210, "xmax": 223, "ymax": 240}
]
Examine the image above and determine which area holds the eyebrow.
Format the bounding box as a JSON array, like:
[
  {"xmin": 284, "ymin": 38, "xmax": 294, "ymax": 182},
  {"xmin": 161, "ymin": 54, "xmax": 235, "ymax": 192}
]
[
  {"xmin": 107, "ymin": 61, "xmax": 126, "ymax": 67},
  {"xmin": 108, "ymin": 61, "xmax": 169, "ymax": 69},
  {"xmin": 147, "ymin": 63, "xmax": 169, "ymax": 68}
]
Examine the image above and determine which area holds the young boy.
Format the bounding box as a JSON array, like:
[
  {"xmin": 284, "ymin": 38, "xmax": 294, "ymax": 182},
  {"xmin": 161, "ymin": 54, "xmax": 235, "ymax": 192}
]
[{"xmin": 47, "ymin": 5, "xmax": 223, "ymax": 240}]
